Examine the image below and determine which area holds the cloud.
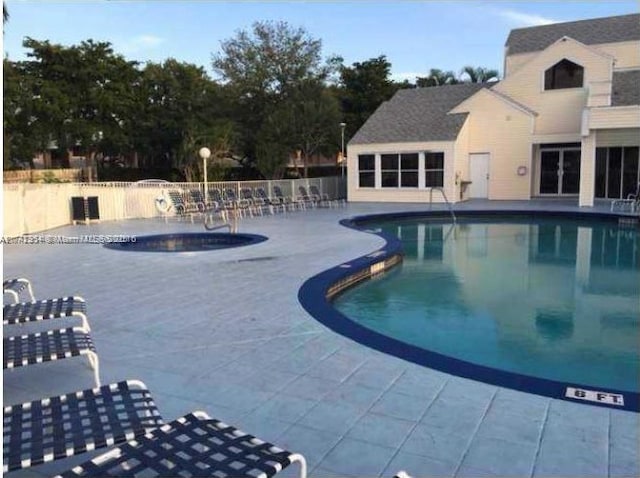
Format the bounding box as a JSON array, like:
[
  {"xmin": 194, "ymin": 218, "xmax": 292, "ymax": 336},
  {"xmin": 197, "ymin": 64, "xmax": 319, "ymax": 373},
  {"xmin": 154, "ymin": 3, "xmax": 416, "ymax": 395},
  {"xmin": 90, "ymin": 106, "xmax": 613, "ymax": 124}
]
[
  {"xmin": 117, "ymin": 35, "xmax": 164, "ymax": 53},
  {"xmin": 496, "ymin": 9, "xmax": 558, "ymax": 27}
]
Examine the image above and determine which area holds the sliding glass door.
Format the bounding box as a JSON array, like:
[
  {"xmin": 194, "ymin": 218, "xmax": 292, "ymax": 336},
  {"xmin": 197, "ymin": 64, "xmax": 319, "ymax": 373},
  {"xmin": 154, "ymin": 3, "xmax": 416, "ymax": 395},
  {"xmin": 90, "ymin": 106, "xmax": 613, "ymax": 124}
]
[
  {"xmin": 595, "ymin": 147, "xmax": 640, "ymax": 199},
  {"xmin": 539, "ymin": 148, "xmax": 581, "ymax": 195}
]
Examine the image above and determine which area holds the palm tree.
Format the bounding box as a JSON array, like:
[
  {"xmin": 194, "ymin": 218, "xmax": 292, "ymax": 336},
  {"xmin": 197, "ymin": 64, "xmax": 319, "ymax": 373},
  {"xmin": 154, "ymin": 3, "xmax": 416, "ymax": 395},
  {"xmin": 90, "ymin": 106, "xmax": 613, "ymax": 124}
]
[
  {"xmin": 3, "ymin": 1, "xmax": 8, "ymax": 25},
  {"xmin": 460, "ymin": 66, "xmax": 500, "ymax": 83},
  {"xmin": 416, "ymin": 69, "xmax": 460, "ymax": 87}
]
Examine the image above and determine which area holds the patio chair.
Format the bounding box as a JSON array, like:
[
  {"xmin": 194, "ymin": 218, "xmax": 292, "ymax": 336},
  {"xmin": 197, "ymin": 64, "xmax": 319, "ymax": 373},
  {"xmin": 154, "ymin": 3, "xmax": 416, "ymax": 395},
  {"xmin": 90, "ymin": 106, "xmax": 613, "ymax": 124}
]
[
  {"xmin": 255, "ymin": 187, "xmax": 286, "ymax": 214},
  {"xmin": 273, "ymin": 185, "xmax": 303, "ymax": 211},
  {"xmin": 3, "ymin": 326, "xmax": 100, "ymax": 387},
  {"xmin": 2, "ymin": 380, "xmax": 163, "ymax": 473},
  {"xmin": 225, "ymin": 187, "xmax": 251, "ymax": 217},
  {"xmin": 3, "ymin": 278, "xmax": 35, "ymax": 303},
  {"xmin": 188, "ymin": 189, "xmax": 207, "ymax": 213},
  {"xmin": 55, "ymin": 411, "xmax": 307, "ymax": 478},
  {"xmin": 209, "ymin": 188, "xmax": 236, "ymax": 220},
  {"xmin": 297, "ymin": 186, "xmax": 318, "ymax": 209},
  {"xmin": 611, "ymin": 182, "xmax": 640, "ymax": 213},
  {"xmin": 3, "ymin": 296, "xmax": 90, "ymax": 331},
  {"xmin": 165, "ymin": 190, "xmax": 188, "ymax": 215},
  {"xmin": 240, "ymin": 187, "xmax": 265, "ymax": 216},
  {"xmin": 308, "ymin": 185, "xmax": 331, "ymax": 207}
]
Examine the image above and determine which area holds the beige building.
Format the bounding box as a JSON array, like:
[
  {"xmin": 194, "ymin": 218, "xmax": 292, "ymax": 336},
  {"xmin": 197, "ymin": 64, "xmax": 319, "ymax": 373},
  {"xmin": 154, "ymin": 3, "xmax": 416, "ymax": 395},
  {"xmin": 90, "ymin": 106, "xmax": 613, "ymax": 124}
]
[{"xmin": 348, "ymin": 14, "xmax": 640, "ymax": 206}]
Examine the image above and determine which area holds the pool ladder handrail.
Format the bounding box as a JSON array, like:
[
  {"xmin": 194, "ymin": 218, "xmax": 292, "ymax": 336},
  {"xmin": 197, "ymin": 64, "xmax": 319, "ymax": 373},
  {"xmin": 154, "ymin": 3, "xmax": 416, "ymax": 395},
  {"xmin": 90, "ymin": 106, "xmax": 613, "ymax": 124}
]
[{"xmin": 429, "ymin": 187, "xmax": 457, "ymax": 224}]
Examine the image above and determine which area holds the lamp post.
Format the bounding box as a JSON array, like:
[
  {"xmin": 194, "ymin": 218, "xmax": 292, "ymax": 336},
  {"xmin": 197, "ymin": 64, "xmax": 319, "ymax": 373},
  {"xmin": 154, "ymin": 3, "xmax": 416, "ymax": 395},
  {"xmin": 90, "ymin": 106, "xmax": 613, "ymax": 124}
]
[
  {"xmin": 339, "ymin": 122, "xmax": 346, "ymax": 178},
  {"xmin": 198, "ymin": 147, "xmax": 211, "ymax": 204}
]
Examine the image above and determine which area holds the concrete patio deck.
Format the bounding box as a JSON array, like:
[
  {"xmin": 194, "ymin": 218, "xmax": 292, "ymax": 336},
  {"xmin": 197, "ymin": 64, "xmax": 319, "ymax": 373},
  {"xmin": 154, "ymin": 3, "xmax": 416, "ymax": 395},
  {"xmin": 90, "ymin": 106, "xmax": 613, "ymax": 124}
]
[{"xmin": 3, "ymin": 200, "xmax": 639, "ymax": 478}]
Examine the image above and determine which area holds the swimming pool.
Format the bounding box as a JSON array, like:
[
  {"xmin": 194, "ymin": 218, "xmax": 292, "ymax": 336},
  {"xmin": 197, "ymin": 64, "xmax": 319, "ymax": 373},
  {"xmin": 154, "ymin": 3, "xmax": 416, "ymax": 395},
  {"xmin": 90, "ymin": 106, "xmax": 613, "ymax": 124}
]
[{"xmin": 299, "ymin": 212, "xmax": 640, "ymax": 410}]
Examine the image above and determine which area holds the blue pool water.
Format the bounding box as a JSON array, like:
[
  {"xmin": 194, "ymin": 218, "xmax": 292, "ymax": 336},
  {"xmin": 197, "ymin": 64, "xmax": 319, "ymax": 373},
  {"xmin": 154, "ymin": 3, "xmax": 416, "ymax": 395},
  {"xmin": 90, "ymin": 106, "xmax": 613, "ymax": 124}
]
[{"xmin": 334, "ymin": 217, "xmax": 640, "ymax": 393}]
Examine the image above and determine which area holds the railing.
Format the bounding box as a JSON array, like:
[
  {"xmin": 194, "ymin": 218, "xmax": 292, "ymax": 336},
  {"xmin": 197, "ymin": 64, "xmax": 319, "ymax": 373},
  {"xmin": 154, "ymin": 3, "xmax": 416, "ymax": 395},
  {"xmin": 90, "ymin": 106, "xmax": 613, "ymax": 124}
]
[
  {"xmin": 429, "ymin": 187, "xmax": 457, "ymax": 224},
  {"xmin": 3, "ymin": 177, "xmax": 346, "ymax": 236}
]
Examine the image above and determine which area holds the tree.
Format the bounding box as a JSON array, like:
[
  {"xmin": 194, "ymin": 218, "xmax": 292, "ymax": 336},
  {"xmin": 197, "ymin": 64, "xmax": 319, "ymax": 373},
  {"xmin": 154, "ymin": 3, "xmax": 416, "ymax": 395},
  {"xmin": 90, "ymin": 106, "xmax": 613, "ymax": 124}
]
[
  {"xmin": 255, "ymin": 107, "xmax": 293, "ymax": 180},
  {"xmin": 212, "ymin": 21, "xmax": 334, "ymax": 167},
  {"xmin": 134, "ymin": 59, "xmax": 231, "ymax": 176},
  {"xmin": 460, "ymin": 66, "xmax": 500, "ymax": 83},
  {"xmin": 289, "ymin": 80, "xmax": 341, "ymax": 177},
  {"xmin": 338, "ymin": 55, "xmax": 397, "ymax": 139},
  {"xmin": 416, "ymin": 68, "xmax": 460, "ymax": 87},
  {"xmin": 4, "ymin": 38, "xmax": 141, "ymax": 167}
]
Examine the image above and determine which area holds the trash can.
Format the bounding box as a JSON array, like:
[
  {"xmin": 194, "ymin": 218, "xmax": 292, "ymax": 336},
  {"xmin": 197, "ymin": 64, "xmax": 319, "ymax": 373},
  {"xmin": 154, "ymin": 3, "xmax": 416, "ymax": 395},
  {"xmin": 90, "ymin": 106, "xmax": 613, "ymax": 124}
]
[{"xmin": 71, "ymin": 197, "xmax": 100, "ymax": 224}]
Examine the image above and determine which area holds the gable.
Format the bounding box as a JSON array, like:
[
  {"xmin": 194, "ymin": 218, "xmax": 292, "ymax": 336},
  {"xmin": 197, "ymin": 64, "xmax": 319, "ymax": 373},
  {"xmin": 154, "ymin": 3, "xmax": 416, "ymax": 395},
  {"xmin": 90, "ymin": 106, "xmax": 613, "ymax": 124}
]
[
  {"xmin": 496, "ymin": 36, "xmax": 613, "ymax": 96},
  {"xmin": 506, "ymin": 13, "xmax": 640, "ymax": 55},
  {"xmin": 450, "ymin": 88, "xmax": 537, "ymax": 117}
]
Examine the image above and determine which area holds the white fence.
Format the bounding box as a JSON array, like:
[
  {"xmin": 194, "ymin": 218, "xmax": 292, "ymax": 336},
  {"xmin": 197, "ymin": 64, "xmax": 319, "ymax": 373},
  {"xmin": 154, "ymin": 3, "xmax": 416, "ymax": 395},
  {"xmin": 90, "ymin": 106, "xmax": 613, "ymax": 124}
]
[{"xmin": 3, "ymin": 177, "xmax": 346, "ymax": 236}]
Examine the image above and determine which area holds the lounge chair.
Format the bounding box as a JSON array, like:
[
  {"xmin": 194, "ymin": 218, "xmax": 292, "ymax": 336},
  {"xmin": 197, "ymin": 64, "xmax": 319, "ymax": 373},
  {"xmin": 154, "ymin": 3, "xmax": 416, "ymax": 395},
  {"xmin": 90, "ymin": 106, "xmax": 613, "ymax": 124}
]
[
  {"xmin": 297, "ymin": 186, "xmax": 318, "ymax": 209},
  {"xmin": 167, "ymin": 190, "xmax": 187, "ymax": 215},
  {"xmin": 273, "ymin": 185, "xmax": 303, "ymax": 211},
  {"xmin": 255, "ymin": 187, "xmax": 285, "ymax": 214},
  {"xmin": 309, "ymin": 185, "xmax": 332, "ymax": 208},
  {"xmin": 240, "ymin": 187, "xmax": 265, "ymax": 216},
  {"xmin": 55, "ymin": 411, "xmax": 307, "ymax": 478},
  {"xmin": 3, "ymin": 326, "xmax": 100, "ymax": 387},
  {"xmin": 3, "ymin": 296, "xmax": 90, "ymax": 331},
  {"xmin": 225, "ymin": 187, "xmax": 252, "ymax": 218},
  {"xmin": 611, "ymin": 182, "xmax": 640, "ymax": 213},
  {"xmin": 188, "ymin": 189, "xmax": 208, "ymax": 213},
  {"xmin": 2, "ymin": 380, "xmax": 163, "ymax": 473},
  {"xmin": 3, "ymin": 278, "xmax": 35, "ymax": 303}
]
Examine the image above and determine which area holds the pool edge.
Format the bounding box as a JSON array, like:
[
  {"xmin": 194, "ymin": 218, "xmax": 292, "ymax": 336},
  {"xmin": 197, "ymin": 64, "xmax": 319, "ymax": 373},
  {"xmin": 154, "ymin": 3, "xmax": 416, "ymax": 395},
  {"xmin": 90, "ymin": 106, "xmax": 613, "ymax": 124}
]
[{"xmin": 298, "ymin": 209, "xmax": 640, "ymax": 413}]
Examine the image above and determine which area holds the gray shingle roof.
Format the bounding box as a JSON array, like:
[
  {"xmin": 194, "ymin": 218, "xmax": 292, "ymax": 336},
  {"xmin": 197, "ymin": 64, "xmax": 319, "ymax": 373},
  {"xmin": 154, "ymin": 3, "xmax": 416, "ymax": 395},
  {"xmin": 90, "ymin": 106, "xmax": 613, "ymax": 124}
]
[
  {"xmin": 506, "ymin": 14, "xmax": 640, "ymax": 55},
  {"xmin": 611, "ymin": 70, "xmax": 640, "ymax": 106},
  {"xmin": 349, "ymin": 83, "xmax": 489, "ymax": 145}
]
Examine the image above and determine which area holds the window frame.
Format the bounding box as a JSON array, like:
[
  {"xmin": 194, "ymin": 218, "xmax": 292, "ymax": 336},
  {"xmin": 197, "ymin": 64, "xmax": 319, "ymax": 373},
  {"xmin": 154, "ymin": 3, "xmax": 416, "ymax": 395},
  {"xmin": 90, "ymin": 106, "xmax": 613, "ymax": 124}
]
[
  {"xmin": 380, "ymin": 153, "xmax": 400, "ymax": 188},
  {"xmin": 357, "ymin": 154, "xmax": 375, "ymax": 188},
  {"xmin": 424, "ymin": 151, "xmax": 445, "ymax": 188},
  {"xmin": 543, "ymin": 59, "xmax": 584, "ymax": 91}
]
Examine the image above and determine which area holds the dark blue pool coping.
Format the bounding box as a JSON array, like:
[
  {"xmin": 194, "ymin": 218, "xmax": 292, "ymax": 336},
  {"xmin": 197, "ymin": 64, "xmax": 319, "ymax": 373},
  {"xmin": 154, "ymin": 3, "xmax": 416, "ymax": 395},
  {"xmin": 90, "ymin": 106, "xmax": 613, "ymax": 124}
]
[
  {"xmin": 298, "ymin": 209, "xmax": 639, "ymax": 412},
  {"xmin": 104, "ymin": 232, "xmax": 268, "ymax": 252}
]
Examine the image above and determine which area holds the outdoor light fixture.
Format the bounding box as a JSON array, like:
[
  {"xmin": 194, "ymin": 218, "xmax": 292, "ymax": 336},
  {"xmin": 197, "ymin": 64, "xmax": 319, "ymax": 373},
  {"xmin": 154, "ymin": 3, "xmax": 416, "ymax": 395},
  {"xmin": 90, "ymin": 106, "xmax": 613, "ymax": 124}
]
[
  {"xmin": 340, "ymin": 122, "xmax": 346, "ymax": 178},
  {"xmin": 199, "ymin": 147, "xmax": 211, "ymax": 204}
]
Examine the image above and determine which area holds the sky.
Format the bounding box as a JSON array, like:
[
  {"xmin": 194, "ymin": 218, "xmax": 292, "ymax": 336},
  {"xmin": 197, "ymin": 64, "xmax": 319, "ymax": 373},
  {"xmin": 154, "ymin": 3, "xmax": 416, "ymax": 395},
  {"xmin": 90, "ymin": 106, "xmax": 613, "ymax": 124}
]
[{"xmin": 2, "ymin": 1, "xmax": 638, "ymax": 82}]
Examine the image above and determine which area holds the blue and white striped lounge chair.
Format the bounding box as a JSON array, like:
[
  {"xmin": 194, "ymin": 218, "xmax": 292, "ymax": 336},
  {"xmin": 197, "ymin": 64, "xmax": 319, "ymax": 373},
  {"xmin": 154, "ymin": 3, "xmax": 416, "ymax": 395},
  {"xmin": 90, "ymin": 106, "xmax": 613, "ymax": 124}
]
[
  {"xmin": 55, "ymin": 411, "xmax": 307, "ymax": 478},
  {"xmin": 3, "ymin": 296, "xmax": 90, "ymax": 331},
  {"xmin": 3, "ymin": 327, "xmax": 100, "ymax": 387},
  {"xmin": 2, "ymin": 380, "xmax": 163, "ymax": 473},
  {"xmin": 3, "ymin": 278, "xmax": 35, "ymax": 303}
]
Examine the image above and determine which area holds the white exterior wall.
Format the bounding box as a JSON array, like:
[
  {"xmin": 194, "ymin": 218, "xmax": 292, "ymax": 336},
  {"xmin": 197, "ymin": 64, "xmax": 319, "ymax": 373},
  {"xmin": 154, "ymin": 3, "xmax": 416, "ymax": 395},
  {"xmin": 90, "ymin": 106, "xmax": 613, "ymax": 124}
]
[
  {"xmin": 504, "ymin": 39, "xmax": 640, "ymax": 77},
  {"xmin": 579, "ymin": 132, "xmax": 597, "ymax": 207},
  {"xmin": 347, "ymin": 141, "xmax": 457, "ymax": 203},
  {"xmin": 595, "ymin": 128, "xmax": 640, "ymax": 147},
  {"xmin": 595, "ymin": 41, "xmax": 640, "ymax": 69},
  {"xmin": 496, "ymin": 38, "xmax": 613, "ymax": 137},
  {"xmin": 589, "ymin": 106, "xmax": 640, "ymax": 130},
  {"xmin": 453, "ymin": 119, "xmax": 471, "ymax": 201},
  {"xmin": 451, "ymin": 91, "xmax": 534, "ymax": 200}
]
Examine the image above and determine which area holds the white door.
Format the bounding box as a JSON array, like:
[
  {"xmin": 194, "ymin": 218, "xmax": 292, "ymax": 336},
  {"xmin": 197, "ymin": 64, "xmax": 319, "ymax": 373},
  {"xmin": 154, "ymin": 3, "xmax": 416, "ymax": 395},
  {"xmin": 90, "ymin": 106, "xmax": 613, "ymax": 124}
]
[{"xmin": 469, "ymin": 153, "xmax": 490, "ymax": 199}]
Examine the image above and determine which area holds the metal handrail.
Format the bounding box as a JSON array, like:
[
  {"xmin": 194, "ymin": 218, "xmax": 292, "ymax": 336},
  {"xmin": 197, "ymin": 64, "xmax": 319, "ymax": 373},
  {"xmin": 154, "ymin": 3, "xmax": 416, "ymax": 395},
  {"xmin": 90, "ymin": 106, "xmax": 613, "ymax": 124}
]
[{"xmin": 429, "ymin": 187, "xmax": 457, "ymax": 224}]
